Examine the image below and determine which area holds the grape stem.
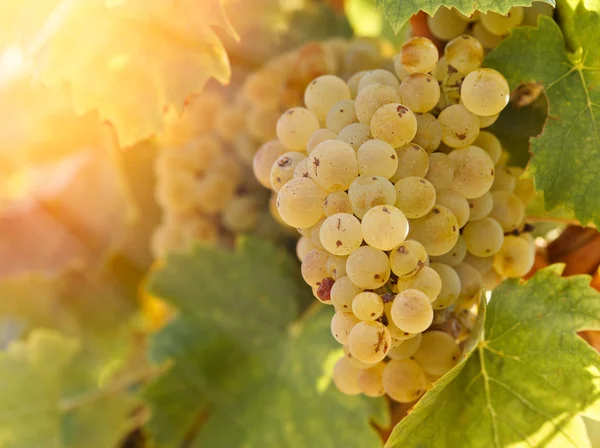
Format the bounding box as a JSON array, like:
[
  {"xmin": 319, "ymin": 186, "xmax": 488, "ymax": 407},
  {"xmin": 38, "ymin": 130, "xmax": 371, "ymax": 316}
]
[{"xmin": 526, "ymin": 215, "xmax": 596, "ymax": 229}]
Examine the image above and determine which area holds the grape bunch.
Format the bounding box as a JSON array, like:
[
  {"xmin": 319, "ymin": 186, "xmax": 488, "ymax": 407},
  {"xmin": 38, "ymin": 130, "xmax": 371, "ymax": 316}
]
[{"xmin": 254, "ymin": 35, "xmax": 536, "ymax": 401}]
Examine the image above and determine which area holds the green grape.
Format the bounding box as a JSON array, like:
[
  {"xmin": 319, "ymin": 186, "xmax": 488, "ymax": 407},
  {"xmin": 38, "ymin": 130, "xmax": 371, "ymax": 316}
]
[
  {"xmin": 221, "ymin": 196, "xmax": 260, "ymax": 234},
  {"xmin": 480, "ymin": 7, "xmax": 524, "ymax": 36},
  {"xmin": 310, "ymin": 218, "xmax": 326, "ymax": 250},
  {"xmin": 296, "ymin": 235, "xmax": 318, "ymax": 261},
  {"xmin": 332, "ymin": 357, "xmax": 361, "ymax": 395},
  {"xmin": 331, "ymin": 312, "xmax": 360, "ymax": 345},
  {"xmin": 391, "ymin": 289, "xmax": 434, "ymax": 334},
  {"xmin": 474, "ymin": 130, "xmax": 502, "ymax": 164},
  {"xmin": 491, "ymin": 165, "xmax": 517, "ymax": 192},
  {"xmin": 467, "ymin": 191, "xmax": 493, "ymax": 221},
  {"xmin": 387, "ymin": 333, "xmax": 422, "ymax": 360},
  {"xmin": 438, "ymin": 104, "xmax": 480, "ymax": 148},
  {"xmin": 327, "ymin": 254, "xmax": 348, "ymax": 280},
  {"xmin": 425, "ymin": 153, "xmax": 455, "ymax": 191},
  {"xmin": 522, "ymin": 1, "xmax": 554, "ymax": 26},
  {"xmin": 361, "ymin": 205, "xmax": 409, "ymax": 250},
  {"xmin": 352, "ymin": 291, "xmax": 384, "ymax": 321},
  {"xmin": 463, "ymin": 252, "xmax": 494, "ymax": 274},
  {"xmin": 454, "ymin": 262, "xmax": 483, "ymax": 299},
  {"xmin": 444, "ymin": 35, "xmax": 484, "ymax": 74},
  {"xmin": 196, "ymin": 172, "xmax": 237, "ymax": 215},
  {"xmin": 490, "ymin": 191, "xmax": 525, "ymax": 232},
  {"xmin": 463, "ymin": 217, "xmax": 504, "ymax": 256},
  {"xmin": 399, "ymin": 73, "xmax": 440, "ymax": 113},
  {"xmin": 357, "ymin": 139, "xmax": 398, "ymax": 179},
  {"xmin": 276, "ymin": 107, "xmax": 320, "ymax": 151},
  {"xmin": 383, "ymin": 359, "xmax": 427, "ymax": 403},
  {"xmin": 448, "ymin": 146, "xmax": 495, "ymax": 199},
  {"xmin": 389, "ymin": 240, "xmax": 429, "ymax": 278},
  {"xmin": 357, "ymin": 362, "xmax": 386, "ymax": 397},
  {"xmin": 370, "ymin": 103, "xmax": 417, "ymax": 148},
  {"xmin": 215, "ymin": 104, "xmax": 245, "ymax": 143},
  {"xmin": 253, "ymin": 140, "xmax": 287, "ymax": 189},
  {"xmin": 394, "ymin": 60, "xmax": 411, "ymax": 82},
  {"xmin": 308, "ymin": 140, "xmax": 358, "ymax": 192},
  {"xmin": 494, "ymin": 235, "xmax": 534, "ymax": 278},
  {"xmin": 343, "ymin": 345, "xmax": 377, "ymax": 370},
  {"xmin": 390, "ymin": 143, "xmax": 429, "ymax": 183},
  {"xmin": 346, "ymin": 246, "xmax": 391, "ymax": 289},
  {"xmin": 477, "ymin": 112, "xmax": 500, "ymax": 129},
  {"xmin": 304, "ymin": 75, "xmax": 351, "ymax": 122},
  {"xmin": 412, "ymin": 113, "xmax": 442, "ymax": 153},
  {"xmin": 307, "ymin": 128, "xmax": 337, "ymax": 154},
  {"xmin": 396, "ymin": 266, "xmax": 442, "ymax": 303},
  {"xmin": 430, "ymin": 235, "xmax": 467, "ymax": 266},
  {"xmin": 432, "ymin": 56, "xmax": 451, "ymax": 82},
  {"xmin": 408, "ymin": 205, "xmax": 460, "ymax": 256},
  {"xmin": 437, "ymin": 191, "xmax": 470, "ymax": 228},
  {"xmin": 270, "ymin": 152, "xmax": 308, "ymax": 192},
  {"xmin": 483, "ymin": 266, "xmax": 505, "ymax": 289},
  {"xmin": 358, "ymin": 69, "xmax": 401, "ymax": 91},
  {"xmin": 246, "ymin": 107, "xmax": 279, "ymax": 142},
  {"xmin": 323, "ymin": 191, "xmax": 353, "ymax": 217},
  {"xmin": 326, "ymin": 100, "xmax": 358, "ymax": 134},
  {"xmin": 394, "ymin": 177, "xmax": 437, "ymax": 219},
  {"xmin": 276, "ymin": 177, "xmax": 327, "ymax": 228},
  {"xmin": 233, "ymin": 132, "xmax": 259, "ymax": 167},
  {"xmin": 293, "ymin": 158, "xmax": 310, "ymax": 179},
  {"xmin": 461, "ymin": 68, "xmax": 510, "ymax": 117},
  {"xmin": 320, "ymin": 213, "xmax": 363, "ymax": 256},
  {"xmin": 413, "ymin": 331, "xmax": 460, "ymax": 376},
  {"xmin": 427, "ymin": 8, "xmax": 468, "ymax": 41},
  {"xmin": 355, "ymin": 83, "xmax": 401, "ymax": 125},
  {"xmin": 429, "ymin": 262, "xmax": 462, "ymax": 309},
  {"xmin": 471, "ymin": 22, "xmax": 504, "ymax": 50},
  {"xmin": 347, "ymin": 70, "xmax": 369, "ymax": 98},
  {"xmin": 301, "ymin": 248, "xmax": 331, "ymax": 287},
  {"xmin": 511, "ymin": 167, "xmax": 536, "ymax": 205},
  {"xmin": 348, "ymin": 175, "xmax": 396, "ymax": 219},
  {"xmin": 337, "ymin": 122, "xmax": 372, "ymax": 151},
  {"xmin": 398, "ymin": 37, "xmax": 439, "ymax": 74},
  {"xmin": 348, "ymin": 321, "xmax": 391, "ymax": 363},
  {"xmin": 331, "ymin": 276, "xmax": 362, "ymax": 312}
]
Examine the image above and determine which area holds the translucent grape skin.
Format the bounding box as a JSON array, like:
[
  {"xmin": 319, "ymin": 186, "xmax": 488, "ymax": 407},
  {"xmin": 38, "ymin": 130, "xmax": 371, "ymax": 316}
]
[
  {"xmin": 425, "ymin": 153, "xmax": 455, "ymax": 192},
  {"xmin": 398, "ymin": 37, "xmax": 439, "ymax": 74},
  {"xmin": 307, "ymin": 128, "xmax": 337, "ymax": 154},
  {"xmin": 463, "ymin": 217, "xmax": 505, "ymax": 256},
  {"xmin": 337, "ymin": 123, "xmax": 372, "ymax": 151},
  {"xmin": 370, "ymin": 103, "xmax": 417, "ymax": 148},
  {"xmin": 387, "ymin": 333, "xmax": 422, "ymax": 360},
  {"xmin": 413, "ymin": 331, "xmax": 460, "ymax": 376},
  {"xmin": 408, "ymin": 205, "xmax": 460, "ymax": 256},
  {"xmin": 467, "ymin": 191, "xmax": 493, "ymax": 221},
  {"xmin": 352, "ymin": 291, "xmax": 384, "ymax": 321},
  {"xmin": 448, "ymin": 146, "xmax": 495, "ymax": 199},
  {"xmin": 301, "ymin": 248, "xmax": 330, "ymax": 287},
  {"xmin": 412, "ymin": 113, "xmax": 442, "ymax": 153},
  {"xmin": 357, "ymin": 362, "xmax": 386, "ymax": 397},
  {"xmin": 383, "ymin": 359, "xmax": 427, "ymax": 403},
  {"xmin": 474, "ymin": 130, "xmax": 503, "ymax": 164},
  {"xmin": 461, "ymin": 69, "xmax": 510, "ymax": 117},
  {"xmin": 304, "ymin": 75, "xmax": 351, "ymax": 122},
  {"xmin": 348, "ymin": 321, "xmax": 391, "ymax": 363},
  {"xmin": 427, "ymin": 7, "xmax": 468, "ymax": 41},
  {"xmin": 444, "ymin": 35, "xmax": 484, "ymax": 74},
  {"xmin": 391, "ymin": 289, "xmax": 434, "ymax": 334},
  {"xmin": 276, "ymin": 177, "xmax": 328, "ymax": 229},
  {"xmin": 326, "ymin": 99, "xmax": 358, "ymax": 134},
  {"xmin": 436, "ymin": 190, "xmax": 470, "ymax": 228},
  {"xmin": 270, "ymin": 151, "xmax": 307, "ymax": 192},
  {"xmin": 332, "ymin": 357, "xmax": 361, "ymax": 395},
  {"xmin": 395, "ymin": 266, "xmax": 442, "ymax": 303},
  {"xmin": 493, "ymin": 235, "xmax": 535, "ymax": 278},
  {"xmin": 276, "ymin": 107, "xmax": 320, "ymax": 151},
  {"xmin": 357, "ymin": 139, "xmax": 398, "ymax": 179},
  {"xmin": 355, "ymin": 83, "xmax": 401, "ymax": 125},
  {"xmin": 438, "ymin": 104, "xmax": 480, "ymax": 148},
  {"xmin": 346, "ymin": 246, "xmax": 391, "ymax": 289},
  {"xmin": 429, "ymin": 262, "xmax": 462, "ymax": 309},
  {"xmin": 253, "ymin": 140, "xmax": 287, "ymax": 188},
  {"xmin": 490, "ymin": 191, "xmax": 525, "ymax": 232},
  {"xmin": 390, "ymin": 143, "xmax": 429, "ymax": 183},
  {"xmin": 399, "ymin": 73, "xmax": 440, "ymax": 113},
  {"xmin": 331, "ymin": 312, "xmax": 360, "ymax": 344},
  {"xmin": 331, "ymin": 276, "xmax": 362, "ymax": 312},
  {"xmin": 308, "ymin": 140, "xmax": 358, "ymax": 192},
  {"xmin": 323, "ymin": 191, "xmax": 353, "ymax": 216},
  {"xmin": 389, "ymin": 240, "xmax": 428, "ymax": 278},
  {"xmin": 454, "ymin": 262, "xmax": 483, "ymax": 299},
  {"xmin": 480, "ymin": 7, "xmax": 524, "ymax": 37},
  {"xmin": 296, "ymin": 235, "xmax": 318, "ymax": 261},
  {"xmin": 358, "ymin": 69, "xmax": 401, "ymax": 91},
  {"xmin": 319, "ymin": 213, "xmax": 363, "ymax": 256},
  {"xmin": 361, "ymin": 205, "xmax": 409, "ymax": 251},
  {"xmin": 394, "ymin": 176, "xmax": 436, "ymax": 219},
  {"xmin": 348, "ymin": 175, "xmax": 397, "ymax": 219},
  {"xmin": 430, "ymin": 235, "xmax": 467, "ymax": 267}
]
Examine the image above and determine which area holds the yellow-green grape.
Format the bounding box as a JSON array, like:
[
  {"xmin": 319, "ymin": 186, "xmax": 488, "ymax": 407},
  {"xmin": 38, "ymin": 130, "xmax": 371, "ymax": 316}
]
[
  {"xmin": 396, "ymin": 267, "xmax": 442, "ymax": 303},
  {"xmin": 355, "ymin": 83, "xmax": 401, "ymax": 125},
  {"xmin": 428, "ymin": 7, "xmax": 468, "ymax": 40},
  {"xmin": 494, "ymin": 235, "xmax": 534, "ymax": 278},
  {"xmin": 343, "ymin": 345, "xmax": 377, "ymax": 370},
  {"xmin": 357, "ymin": 362, "xmax": 386, "ymax": 397},
  {"xmin": 389, "ymin": 240, "xmax": 429, "ymax": 278},
  {"xmin": 332, "ymin": 357, "xmax": 361, "ymax": 395},
  {"xmin": 522, "ymin": 1, "xmax": 554, "ymax": 26},
  {"xmin": 444, "ymin": 35, "xmax": 484, "ymax": 74},
  {"xmin": 331, "ymin": 312, "xmax": 360, "ymax": 345},
  {"xmin": 448, "ymin": 146, "xmax": 495, "ymax": 199},
  {"xmin": 327, "ymin": 254, "xmax": 348, "ymax": 280},
  {"xmin": 221, "ymin": 196, "xmax": 260, "ymax": 233},
  {"xmin": 320, "ymin": 213, "xmax": 363, "ymax": 256},
  {"xmin": 301, "ymin": 248, "xmax": 330, "ymax": 287},
  {"xmin": 310, "ymin": 218, "xmax": 326, "ymax": 250},
  {"xmin": 323, "ymin": 191, "xmax": 353, "ymax": 216},
  {"xmin": 425, "ymin": 153, "xmax": 455, "ymax": 191},
  {"xmin": 304, "ymin": 75, "xmax": 351, "ymax": 122},
  {"xmin": 344, "ymin": 40, "xmax": 384, "ymax": 74},
  {"xmin": 474, "ymin": 130, "xmax": 503, "ymax": 164},
  {"xmin": 296, "ymin": 236, "xmax": 318, "ymax": 261},
  {"xmin": 454, "ymin": 262, "xmax": 483, "ymax": 299},
  {"xmin": 463, "ymin": 252, "xmax": 494, "ymax": 274},
  {"xmin": 429, "ymin": 262, "xmax": 462, "ymax": 309},
  {"xmin": 357, "ymin": 139, "xmax": 398, "ymax": 179},
  {"xmin": 253, "ymin": 140, "xmax": 287, "ymax": 189},
  {"xmin": 413, "ymin": 113, "xmax": 442, "ymax": 153},
  {"xmin": 463, "ymin": 217, "xmax": 504, "ymax": 256},
  {"xmin": 391, "ymin": 289, "xmax": 434, "ymax": 334},
  {"xmin": 511, "ymin": 168, "xmax": 536, "ymax": 205},
  {"xmin": 196, "ymin": 173, "xmax": 237, "ymax": 215},
  {"xmin": 269, "ymin": 193, "xmax": 293, "ymax": 229},
  {"xmin": 467, "ymin": 191, "xmax": 493, "ymax": 221},
  {"xmin": 490, "ymin": 191, "xmax": 525, "ymax": 232},
  {"xmin": 483, "ymin": 267, "xmax": 506, "ymax": 290},
  {"xmin": 348, "ymin": 70, "xmax": 369, "ymax": 98},
  {"xmin": 398, "ymin": 37, "xmax": 439, "ymax": 74},
  {"xmin": 326, "ymin": 100, "xmax": 358, "ymax": 134},
  {"xmin": 246, "ymin": 107, "xmax": 279, "ymax": 142},
  {"xmin": 293, "ymin": 158, "xmax": 310, "ymax": 179},
  {"xmin": 348, "ymin": 175, "xmax": 397, "ymax": 219},
  {"xmin": 361, "ymin": 205, "xmax": 409, "ymax": 251},
  {"xmin": 438, "ymin": 104, "xmax": 480, "ymax": 148},
  {"xmin": 394, "ymin": 61, "xmax": 411, "ymax": 82},
  {"xmin": 370, "ymin": 103, "xmax": 418, "ymax": 148},
  {"xmin": 436, "ymin": 190, "xmax": 470, "ymax": 228},
  {"xmin": 276, "ymin": 177, "xmax": 327, "ymax": 228},
  {"xmin": 430, "ymin": 235, "xmax": 467, "ymax": 266},
  {"xmin": 399, "ymin": 74, "xmax": 441, "ymax": 113},
  {"xmin": 471, "ymin": 22, "xmax": 504, "ymax": 50},
  {"xmin": 491, "ymin": 165, "xmax": 516, "ymax": 192},
  {"xmin": 413, "ymin": 331, "xmax": 460, "ymax": 376},
  {"xmin": 352, "ymin": 291, "xmax": 384, "ymax": 321},
  {"xmin": 270, "ymin": 152, "xmax": 307, "ymax": 192},
  {"xmin": 308, "ymin": 140, "xmax": 358, "ymax": 192},
  {"xmin": 432, "ymin": 56, "xmax": 452, "ymax": 83},
  {"xmin": 358, "ymin": 69, "xmax": 401, "ymax": 91},
  {"xmin": 394, "ymin": 177, "xmax": 436, "ymax": 219},
  {"xmin": 215, "ymin": 104, "xmax": 245, "ymax": 143},
  {"xmin": 383, "ymin": 359, "xmax": 427, "ymax": 403},
  {"xmin": 387, "ymin": 333, "xmax": 422, "ymax": 360},
  {"xmin": 461, "ymin": 69, "xmax": 510, "ymax": 117},
  {"xmin": 276, "ymin": 107, "xmax": 320, "ymax": 151},
  {"xmin": 337, "ymin": 123, "xmax": 372, "ymax": 151},
  {"xmin": 477, "ymin": 113, "xmax": 500, "ymax": 129},
  {"xmin": 234, "ymin": 132, "xmax": 259, "ymax": 167},
  {"xmin": 307, "ymin": 128, "xmax": 337, "ymax": 154},
  {"xmin": 408, "ymin": 205, "xmax": 460, "ymax": 256},
  {"xmin": 480, "ymin": 7, "xmax": 524, "ymax": 36},
  {"xmin": 390, "ymin": 143, "xmax": 430, "ymax": 183},
  {"xmin": 331, "ymin": 276, "xmax": 362, "ymax": 312},
  {"xmin": 346, "ymin": 246, "xmax": 391, "ymax": 289},
  {"xmin": 348, "ymin": 321, "xmax": 391, "ymax": 363}
]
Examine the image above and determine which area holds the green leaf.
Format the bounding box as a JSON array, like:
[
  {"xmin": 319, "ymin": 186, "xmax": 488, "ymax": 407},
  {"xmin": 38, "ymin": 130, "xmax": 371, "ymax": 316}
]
[
  {"xmin": 144, "ymin": 238, "xmax": 389, "ymax": 448},
  {"xmin": 376, "ymin": 0, "xmax": 555, "ymax": 34},
  {"xmin": 386, "ymin": 265, "xmax": 600, "ymax": 448},
  {"xmin": 485, "ymin": 10, "xmax": 600, "ymax": 227}
]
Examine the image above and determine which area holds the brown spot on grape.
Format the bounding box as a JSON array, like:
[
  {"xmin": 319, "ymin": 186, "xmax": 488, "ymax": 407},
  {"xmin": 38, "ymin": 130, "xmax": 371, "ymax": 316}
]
[
  {"xmin": 372, "ymin": 176, "xmax": 377, "ymax": 180},
  {"xmin": 278, "ymin": 156, "xmax": 292, "ymax": 167},
  {"xmin": 374, "ymin": 274, "xmax": 381, "ymax": 279},
  {"xmin": 396, "ymin": 105, "xmax": 409, "ymax": 116},
  {"xmin": 456, "ymin": 132, "xmax": 467, "ymax": 140},
  {"xmin": 371, "ymin": 312, "xmax": 376, "ymax": 316},
  {"xmin": 419, "ymin": 179, "xmax": 425, "ymax": 184},
  {"xmin": 426, "ymin": 77, "xmax": 431, "ymax": 82},
  {"xmin": 524, "ymin": 223, "xmax": 535, "ymax": 232},
  {"xmin": 462, "ymin": 35, "xmax": 469, "ymax": 39},
  {"xmin": 340, "ymin": 109, "xmax": 344, "ymax": 112},
  {"xmin": 375, "ymin": 330, "xmax": 386, "ymax": 352},
  {"xmin": 379, "ymin": 314, "xmax": 389, "ymax": 326},
  {"xmin": 403, "ymin": 332, "xmax": 409, "ymax": 336},
  {"xmin": 391, "ymin": 155, "xmax": 396, "ymax": 159},
  {"xmin": 491, "ymin": 169, "xmax": 495, "ymax": 175},
  {"xmin": 432, "ymin": 208, "xmax": 440, "ymax": 214},
  {"xmin": 469, "ymin": 203, "xmax": 474, "ymax": 208},
  {"xmin": 382, "ymin": 206, "xmax": 390, "ymax": 214},
  {"xmin": 453, "ymin": 225, "xmax": 457, "ymax": 232},
  {"xmin": 288, "ymin": 110, "xmax": 295, "ymax": 115},
  {"xmin": 276, "ymin": 177, "xmax": 281, "ymax": 182},
  {"xmin": 336, "ymin": 218, "xmax": 341, "ymax": 229},
  {"xmin": 448, "ymin": 65, "xmax": 458, "ymax": 75},
  {"xmin": 381, "ymin": 293, "xmax": 395, "ymax": 303},
  {"xmin": 398, "ymin": 246, "xmax": 407, "ymax": 254},
  {"xmin": 336, "ymin": 240, "xmax": 342, "ymax": 247},
  {"xmin": 317, "ymin": 277, "xmax": 335, "ymax": 302}
]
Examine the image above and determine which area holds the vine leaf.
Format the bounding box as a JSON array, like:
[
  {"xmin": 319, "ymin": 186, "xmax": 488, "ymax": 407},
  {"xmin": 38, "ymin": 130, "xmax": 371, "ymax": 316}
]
[
  {"xmin": 485, "ymin": 10, "xmax": 600, "ymax": 227},
  {"xmin": 143, "ymin": 238, "xmax": 389, "ymax": 448},
  {"xmin": 386, "ymin": 265, "xmax": 600, "ymax": 448},
  {"xmin": 376, "ymin": 0, "xmax": 555, "ymax": 34}
]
